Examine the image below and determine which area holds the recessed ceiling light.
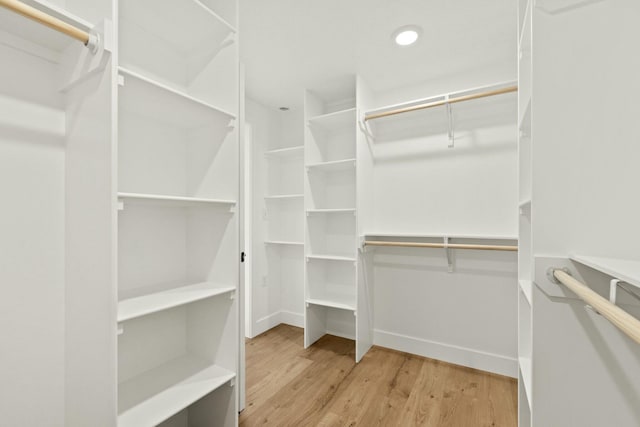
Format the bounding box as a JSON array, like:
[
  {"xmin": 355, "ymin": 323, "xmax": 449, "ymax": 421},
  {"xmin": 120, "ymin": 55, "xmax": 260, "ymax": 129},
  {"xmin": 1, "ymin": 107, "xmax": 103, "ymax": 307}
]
[{"xmin": 392, "ymin": 25, "xmax": 422, "ymax": 46}]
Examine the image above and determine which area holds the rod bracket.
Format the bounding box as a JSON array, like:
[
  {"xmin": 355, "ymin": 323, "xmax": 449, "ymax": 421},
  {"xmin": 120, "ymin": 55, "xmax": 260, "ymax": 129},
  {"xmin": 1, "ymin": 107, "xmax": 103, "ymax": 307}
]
[
  {"xmin": 547, "ymin": 266, "xmax": 570, "ymax": 285},
  {"xmin": 444, "ymin": 237, "xmax": 453, "ymax": 273},
  {"xmin": 445, "ymin": 96, "xmax": 455, "ymax": 148},
  {"xmin": 358, "ymin": 110, "xmax": 375, "ymax": 141}
]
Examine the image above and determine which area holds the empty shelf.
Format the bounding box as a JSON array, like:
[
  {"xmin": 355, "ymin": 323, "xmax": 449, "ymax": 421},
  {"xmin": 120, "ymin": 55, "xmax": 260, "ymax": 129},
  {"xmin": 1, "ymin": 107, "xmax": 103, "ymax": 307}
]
[
  {"xmin": 118, "ymin": 192, "xmax": 236, "ymax": 208},
  {"xmin": 119, "ymin": 67, "xmax": 235, "ymax": 129},
  {"xmin": 264, "ymin": 146, "xmax": 304, "ymax": 157},
  {"xmin": 308, "ymin": 108, "xmax": 356, "ymax": 131},
  {"xmin": 265, "ymin": 241, "xmax": 304, "ymax": 246},
  {"xmin": 265, "ymin": 194, "xmax": 304, "ymax": 200},
  {"xmin": 364, "ymin": 232, "xmax": 518, "ymax": 241},
  {"xmin": 306, "ymin": 158, "xmax": 356, "ymax": 172},
  {"xmin": 118, "ymin": 283, "xmax": 235, "ymax": 322},
  {"xmin": 307, "ymin": 208, "xmax": 356, "ymax": 214},
  {"xmin": 120, "ymin": 0, "xmax": 235, "ymax": 54},
  {"xmin": 306, "ymin": 298, "xmax": 356, "ymax": 311},
  {"xmin": 570, "ymin": 255, "xmax": 640, "ymax": 289},
  {"xmin": 307, "ymin": 254, "xmax": 356, "ymax": 262},
  {"xmin": 118, "ymin": 356, "xmax": 235, "ymax": 427}
]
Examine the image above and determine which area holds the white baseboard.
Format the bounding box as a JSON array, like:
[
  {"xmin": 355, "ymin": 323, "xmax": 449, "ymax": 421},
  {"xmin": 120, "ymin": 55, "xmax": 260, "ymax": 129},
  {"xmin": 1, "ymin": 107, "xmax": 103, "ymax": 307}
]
[
  {"xmin": 253, "ymin": 311, "xmax": 283, "ymax": 337},
  {"xmin": 373, "ymin": 329, "xmax": 517, "ymax": 378},
  {"xmin": 253, "ymin": 310, "xmax": 304, "ymax": 337},
  {"xmin": 280, "ymin": 310, "xmax": 304, "ymax": 328}
]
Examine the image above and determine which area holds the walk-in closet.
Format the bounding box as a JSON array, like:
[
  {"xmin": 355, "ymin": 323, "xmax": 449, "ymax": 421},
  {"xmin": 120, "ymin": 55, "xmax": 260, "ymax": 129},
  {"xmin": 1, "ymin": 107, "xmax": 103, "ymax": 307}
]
[{"xmin": 1, "ymin": 0, "xmax": 639, "ymax": 426}]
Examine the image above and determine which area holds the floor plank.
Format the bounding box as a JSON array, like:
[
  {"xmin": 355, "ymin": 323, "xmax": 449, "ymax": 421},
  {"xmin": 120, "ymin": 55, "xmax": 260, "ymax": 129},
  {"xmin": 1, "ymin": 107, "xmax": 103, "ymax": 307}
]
[{"xmin": 240, "ymin": 325, "xmax": 517, "ymax": 427}]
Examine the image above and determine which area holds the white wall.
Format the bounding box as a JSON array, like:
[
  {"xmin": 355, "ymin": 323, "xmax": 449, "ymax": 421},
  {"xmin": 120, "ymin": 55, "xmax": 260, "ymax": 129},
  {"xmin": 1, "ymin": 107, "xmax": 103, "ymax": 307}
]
[
  {"xmin": 0, "ymin": 44, "xmax": 66, "ymax": 426},
  {"xmin": 367, "ymin": 67, "xmax": 519, "ymax": 376}
]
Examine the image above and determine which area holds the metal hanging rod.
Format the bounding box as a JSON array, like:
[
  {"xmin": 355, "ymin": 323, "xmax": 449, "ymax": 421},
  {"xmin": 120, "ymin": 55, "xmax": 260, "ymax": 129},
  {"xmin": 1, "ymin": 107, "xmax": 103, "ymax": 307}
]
[
  {"xmin": 549, "ymin": 268, "xmax": 640, "ymax": 345},
  {"xmin": 0, "ymin": 0, "xmax": 96, "ymax": 49},
  {"xmin": 363, "ymin": 240, "xmax": 518, "ymax": 252},
  {"xmin": 364, "ymin": 85, "xmax": 518, "ymax": 122}
]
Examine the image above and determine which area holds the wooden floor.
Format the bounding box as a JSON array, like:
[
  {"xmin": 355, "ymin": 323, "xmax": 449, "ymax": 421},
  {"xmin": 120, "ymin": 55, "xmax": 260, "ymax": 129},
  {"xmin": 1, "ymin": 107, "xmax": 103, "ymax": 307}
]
[{"xmin": 240, "ymin": 325, "xmax": 517, "ymax": 427}]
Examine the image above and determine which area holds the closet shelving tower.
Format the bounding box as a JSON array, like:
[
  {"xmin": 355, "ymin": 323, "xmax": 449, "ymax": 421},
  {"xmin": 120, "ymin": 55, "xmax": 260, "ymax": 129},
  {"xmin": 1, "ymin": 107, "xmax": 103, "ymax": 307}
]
[
  {"xmin": 517, "ymin": 0, "xmax": 533, "ymax": 424},
  {"xmin": 303, "ymin": 77, "xmax": 374, "ymax": 362},
  {"xmin": 116, "ymin": 0, "xmax": 239, "ymax": 426},
  {"xmin": 263, "ymin": 134, "xmax": 305, "ymax": 326}
]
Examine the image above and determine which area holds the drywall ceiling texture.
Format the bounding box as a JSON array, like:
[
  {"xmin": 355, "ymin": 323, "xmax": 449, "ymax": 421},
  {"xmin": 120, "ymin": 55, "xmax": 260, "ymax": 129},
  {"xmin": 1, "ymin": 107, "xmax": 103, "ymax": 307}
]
[{"xmin": 240, "ymin": 0, "xmax": 516, "ymax": 109}]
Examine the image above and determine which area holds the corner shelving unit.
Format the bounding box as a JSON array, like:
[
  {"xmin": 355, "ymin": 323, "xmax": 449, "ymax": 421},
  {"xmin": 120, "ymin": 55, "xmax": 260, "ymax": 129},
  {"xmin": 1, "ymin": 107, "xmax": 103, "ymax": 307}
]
[
  {"xmin": 303, "ymin": 79, "xmax": 364, "ymax": 359},
  {"xmin": 262, "ymin": 124, "xmax": 305, "ymax": 331},
  {"xmin": 116, "ymin": 0, "xmax": 239, "ymax": 425},
  {"xmin": 518, "ymin": 0, "xmax": 533, "ymax": 425}
]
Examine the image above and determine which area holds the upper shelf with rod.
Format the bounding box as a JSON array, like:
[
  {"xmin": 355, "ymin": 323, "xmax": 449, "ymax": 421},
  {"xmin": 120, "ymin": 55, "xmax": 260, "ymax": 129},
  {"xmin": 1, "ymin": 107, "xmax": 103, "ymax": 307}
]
[
  {"xmin": 362, "ymin": 233, "xmax": 518, "ymax": 273},
  {"xmin": 359, "ymin": 81, "xmax": 518, "ymax": 146},
  {"xmin": 0, "ymin": 0, "xmax": 99, "ymax": 53}
]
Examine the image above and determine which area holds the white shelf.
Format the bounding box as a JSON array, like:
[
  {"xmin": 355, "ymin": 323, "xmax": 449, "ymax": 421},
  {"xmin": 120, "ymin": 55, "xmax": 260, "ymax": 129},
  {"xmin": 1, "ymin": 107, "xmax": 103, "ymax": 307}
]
[
  {"xmin": 265, "ymin": 241, "xmax": 304, "ymax": 246},
  {"xmin": 264, "ymin": 146, "xmax": 304, "ymax": 158},
  {"xmin": 118, "ymin": 283, "xmax": 235, "ymax": 323},
  {"xmin": 364, "ymin": 232, "xmax": 518, "ymax": 241},
  {"xmin": 119, "ymin": 67, "xmax": 236, "ymax": 129},
  {"xmin": 0, "ymin": 0, "xmax": 91, "ymax": 55},
  {"xmin": 308, "ymin": 108, "xmax": 357, "ymax": 131},
  {"xmin": 570, "ymin": 255, "xmax": 640, "ymax": 289},
  {"xmin": 265, "ymin": 194, "xmax": 304, "ymax": 200},
  {"xmin": 306, "ymin": 298, "xmax": 355, "ymax": 312},
  {"xmin": 307, "ymin": 254, "xmax": 356, "ymax": 262},
  {"xmin": 306, "ymin": 158, "xmax": 356, "ymax": 172},
  {"xmin": 536, "ymin": 0, "xmax": 599, "ymax": 14},
  {"xmin": 307, "ymin": 208, "xmax": 356, "ymax": 214},
  {"xmin": 120, "ymin": 0, "xmax": 236, "ymax": 52},
  {"xmin": 118, "ymin": 356, "xmax": 235, "ymax": 427},
  {"xmin": 519, "ymin": 356, "xmax": 533, "ymax": 409},
  {"xmin": 118, "ymin": 192, "xmax": 236, "ymax": 208},
  {"xmin": 519, "ymin": 280, "xmax": 533, "ymax": 306}
]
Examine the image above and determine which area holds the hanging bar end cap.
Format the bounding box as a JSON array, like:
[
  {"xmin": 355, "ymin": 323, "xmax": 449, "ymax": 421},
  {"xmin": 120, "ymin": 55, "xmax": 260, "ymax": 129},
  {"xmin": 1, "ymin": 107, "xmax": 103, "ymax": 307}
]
[
  {"xmin": 548, "ymin": 266, "xmax": 571, "ymax": 284},
  {"xmin": 85, "ymin": 31, "xmax": 100, "ymax": 54}
]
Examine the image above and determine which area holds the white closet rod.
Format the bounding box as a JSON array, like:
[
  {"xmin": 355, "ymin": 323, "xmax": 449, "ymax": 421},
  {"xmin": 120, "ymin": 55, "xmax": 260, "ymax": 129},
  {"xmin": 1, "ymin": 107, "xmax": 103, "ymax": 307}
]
[
  {"xmin": 0, "ymin": 0, "xmax": 93, "ymax": 47},
  {"xmin": 364, "ymin": 85, "xmax": 518, "ymax": 122},
  {"xmin": 551, "ymin": 268, "xmax": 640, "ymax": 345},
  {"xmin": 364, "ymin": 240, "xmax": 518, "ymax": 252}
]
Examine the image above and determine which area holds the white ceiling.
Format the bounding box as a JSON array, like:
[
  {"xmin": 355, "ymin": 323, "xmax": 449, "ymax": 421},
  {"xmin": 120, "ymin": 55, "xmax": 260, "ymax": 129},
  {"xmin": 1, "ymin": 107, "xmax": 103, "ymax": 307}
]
[{"xmin": 239, "ymin": 0, "xmax": 517, "ymax": 109}]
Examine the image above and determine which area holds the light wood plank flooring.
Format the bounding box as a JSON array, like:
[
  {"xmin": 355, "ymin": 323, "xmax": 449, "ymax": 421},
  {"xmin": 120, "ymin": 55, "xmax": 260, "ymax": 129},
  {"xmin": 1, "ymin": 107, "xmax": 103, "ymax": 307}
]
[{"xmin": 240, "ymin": 325, "xmax": 517, "ymax": 427}]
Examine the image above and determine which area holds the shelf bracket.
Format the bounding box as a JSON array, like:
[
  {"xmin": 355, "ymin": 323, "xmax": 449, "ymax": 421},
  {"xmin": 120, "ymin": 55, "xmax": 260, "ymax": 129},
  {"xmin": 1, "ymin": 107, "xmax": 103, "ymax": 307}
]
[
  {"xmin": 117, "ymin": 324, "xmax": 124, "ymax": 336},
  {"xmin": 229, "ymin": 291, "xmax": 235, "ymax": 301},
  {"xmin": 444, "ymin": 236, "xmax": 453, "ymax": 273},
  {"xmin": 229, "ymin": 378, "xmax": 236, "ymax": 388},
  {"xmin": 445, "ymin": 97, "xmax": 455, "ymax": 148}
]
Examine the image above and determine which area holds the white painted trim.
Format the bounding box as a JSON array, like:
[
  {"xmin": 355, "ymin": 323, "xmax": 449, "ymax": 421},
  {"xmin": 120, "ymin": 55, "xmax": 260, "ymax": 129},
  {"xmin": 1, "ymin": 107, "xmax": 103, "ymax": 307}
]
[
  {"xmin": 253, "ymin": 311, "xmax": 304, "ymax": 337},
  {"xmin": 373, "ymin": 329, "xmax": 517, "ymax": 378},
  {"xmin": 280, "ymin": 311, "xmax": 304, "ymax": 328},
  {"xmin": 253, "ymin": 311, "xmax": 282, "ymax": 337}
]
